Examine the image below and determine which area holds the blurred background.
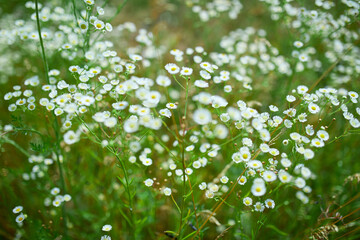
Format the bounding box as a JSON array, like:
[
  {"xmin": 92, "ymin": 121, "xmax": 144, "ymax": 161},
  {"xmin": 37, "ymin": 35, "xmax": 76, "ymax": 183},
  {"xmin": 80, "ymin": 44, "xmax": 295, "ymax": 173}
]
[{"xmin": 0, "ymin": 0, "xmax": 359, "ymax": 239}]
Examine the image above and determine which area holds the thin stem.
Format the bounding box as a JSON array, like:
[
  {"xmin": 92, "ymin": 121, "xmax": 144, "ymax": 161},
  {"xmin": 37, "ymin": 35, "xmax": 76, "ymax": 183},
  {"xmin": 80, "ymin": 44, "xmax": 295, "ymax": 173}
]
[
  {"xmin": 109, "ymin": 0, "xmax": 129, "ymax": 22},
  {"xmin": 35, "ymin": 1, "xmax": 68, "ymax": 237},
  {"xmin": 2, "ymin": 137, "xmax": 30, "ymax": 157},
  {"xmin": 35, "ymin": 0, "xmax": 50, "ymax": 84}
]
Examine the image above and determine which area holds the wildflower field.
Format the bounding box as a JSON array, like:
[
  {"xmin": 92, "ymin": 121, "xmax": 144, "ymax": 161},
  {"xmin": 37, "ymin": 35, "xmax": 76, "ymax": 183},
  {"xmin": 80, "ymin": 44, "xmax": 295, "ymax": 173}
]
[{"xmin": 1, "ymin": 0, "xmax": 360, "ymax": 239}]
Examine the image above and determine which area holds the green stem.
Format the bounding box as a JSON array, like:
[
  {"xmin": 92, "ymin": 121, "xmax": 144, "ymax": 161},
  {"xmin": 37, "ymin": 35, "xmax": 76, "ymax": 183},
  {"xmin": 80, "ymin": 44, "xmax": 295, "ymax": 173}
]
[
  {"xmin": 76, "ymin": 116, "xmax": 136, "ymax": 238},
  {"xmin": 2, "ymin": 137, "xmax": 30, "ymax": 157},
  {"xmin": 35, "ymin": 0, "xmax": 50, "ymax": 84},
  {"xmin": 35, "ymin": 1, "xmax": 68, "ymax": 237},
  {"xmin": 109, "ymin": 0, "xmax": 129, "ymax": 22}
]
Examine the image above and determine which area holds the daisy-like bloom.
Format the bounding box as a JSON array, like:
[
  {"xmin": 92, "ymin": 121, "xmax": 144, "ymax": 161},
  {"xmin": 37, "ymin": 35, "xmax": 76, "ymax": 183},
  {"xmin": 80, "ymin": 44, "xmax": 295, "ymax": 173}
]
[
  {"xmin": 141, "ymin": 158, "xmax": 152, "ymax": 166},
  {"xmin": 297, "ymin": 85, "xmax": 308, "ymax": 94},
  {"xmin": 268, "ymin": 148, "xmax": 279, "ymax": 156},
  {"xmin": 199, "ymin": 182, "xmax": 207, "ymax": 190},
  {"xmin": 317, "ymin": 130, "xmax": 329, "ymax": 141},
  {"xmin": 101, "ymin": 236, "xmax": 111, "ymax": 240},
  {"xmin": 125, "ymin": 63, "xmax": 136, "ymax": 71},
  {"xmin": 104, "ymin": 117, "xmax": 117, "ymax": 128},
  {"xmin": 144, "ymin": 178, "xmax": 154, "ymax": 187},
  {"xmin": 123, "ymin": 119, "xmax": 139, "ymax": 133},
  {"xmin": 170, "ymin": 49, "xmax": 183, "ymax": 56},
  {"xmin": 306, "ymin": 125, "xmax": 315, "ymax": 136},
  {"xmin": 296, "ymin": 191, "xmax": 309, "ymax": 204},
  {"xmin": 260, "ymin": 143, "xmax": 270, "ymax": 152},
  {"xmin": 200, "ymin": 70, "xmax": 211, "ymax": 80},
  {"xmin": 78, "ymin": 20, "xmax": 88, "ymax": 31},
  {"xmin": 238, "ymin": 176, "xmax": 247, "ymax": 185},
  {"xmin": 311, "ymin": 138, "xmax": 324, "ymax": 148},
  {"xmin": 94, "ymin": 20, "xmax": 105, "ymax": 30},
  {"xmin": 298, "ymin": 113, "xmax": 307, "ymax": 122},
  {"xmin": 350, "ymin": 118, "xmax": 360, "ymax": 128},
  {"xmin": 259, "ymin": 129, "xmax": 271, "ymax": 142},
  {"xmin": 63, "ymin": 131, "xmax": 79, "ymax": 145},
  {"xmin": 192, "ymin": 108, "xmax": 212, "ymax": 125},
  {"xmin": 159, "ymin": 108, "xmax": 171, "ymax": 118},
  {"xmin": 295, "ymin": 177, "xmax": 306, "ymax": 189},
  {"xmin": 254, "ymin": 202, "xmax": 265, "ymax": 212},
  {"xmin": 214, "ymin": 124, "xmax": 229, "ymax": 139},
  {"xmin": 130, "ymin": 54, "xmax": 143, "ymax": 62},
  {"xmin": 156, "ymin": 75, "xmax": 171, "ymax": 87},
  {"xmin": 102, "ymin": 225, "xmax": 112, "ymax": 232},
  {"xmin": 165, "ymin": 63, "xmax": 180, "ymax": 74},
  {"xmin": 220, "ymin": 176, "xmax": 229, "ymax": 184},
  {"xmin": 194, "ymin": 80, "xmax": 209, "ymax": 88},
  {"xmin": 224, "ymin": 85, "xmax": 232, "ymax": 93},
  {"xmin": 163, "ymin": 187, "xmax": 172, "ymax": 196},
  {"xmin": 12, "ymin": 206, "xmax": 23, "ymax": 214},
  {"xmin": 64, "ymin": 194, "xmax": 72, "ymax": 202},
  {"xmin": 240, "ymin": 148, "xmax": 251, "ymax": 162},
  {"xmin": 265, "ymin": 199, "xmax": 275, "ymax": 209},
  {"xmin": 269, "ymin": 105, "xmax": 278, "ymax": 112},
  {"xmin": 200, "ymin": 62, "xmax": 213, "ymax": 72},
  {"xmin": 304, "ymin": 149, "xmax": 314, "ymax": 160},
  {"xmin": 293, "ymin": 41, "xmax": 304, "ymax": 48},
  {"xmin": 220, "ymin": 113, "xmax": 230, "ymax": 122},
  {"xmin": 231, "ymin": 152, "xmax": 242, "ymax": 163},
  {"xmin": 299, "ymin": 53, "xmax": 308, "ymax": 62},
  {"xmin": 286, "ymin": 95, "xmax": 296, "ymax": 102},
  {"xmin": 247, "ymin": 160, "xmax": 262, "ymax": 169},
  {"xmin": 205, "ymin": 190, "xmax": 214, "ymax": 198},
  {"xmin": 308, "ymin": 103, "xmax": 320, "ymax": 114},
  {"xmin": 180, "ymin": 67, "xmax": 193, "ymax": 76},
  {"xmin": 251, "ymin": 178, "xmax": 266, "ymax": 197},
  {"xmin": 51, "ymin": 187, "xmax": 60, "ymax": 195},
  {"xmin": 84, "ymin": 0, "xmax": 94, "ymax": 5},
  {"xmin": 278, "ymin": 170, "xmax": 292, "ymax": 183},
  {"xmin": 166, "ymin": 102, "xmax": 177, "ymax": 109},
  {"xmin": 15, "ymin": 213, "xmax": 25, "ymax": 223},
  {"xmin": 53, "ymin": 199, "xmax": 61, "ymax": 207},
  {"xmin": 262, "ymin": 170, "xmax": 277, "ymax": 182},
  {"xmin": 243, "ymin": 197, "xmax": 253, "ymax": 206}
]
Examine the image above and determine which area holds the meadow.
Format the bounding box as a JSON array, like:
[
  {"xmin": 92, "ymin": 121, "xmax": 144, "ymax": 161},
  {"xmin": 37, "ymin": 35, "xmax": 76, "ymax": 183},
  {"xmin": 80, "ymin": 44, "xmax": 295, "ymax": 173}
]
[{"xmin": 0, "ymin": 0, "xmax": 360, "ymax": 239}]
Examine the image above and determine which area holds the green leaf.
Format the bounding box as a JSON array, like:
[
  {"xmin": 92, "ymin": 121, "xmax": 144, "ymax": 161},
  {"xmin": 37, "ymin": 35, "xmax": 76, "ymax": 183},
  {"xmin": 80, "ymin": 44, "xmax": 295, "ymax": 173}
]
[{"xmin": 265, "ymin": 224, "xmax": 288, "ymax": 236}]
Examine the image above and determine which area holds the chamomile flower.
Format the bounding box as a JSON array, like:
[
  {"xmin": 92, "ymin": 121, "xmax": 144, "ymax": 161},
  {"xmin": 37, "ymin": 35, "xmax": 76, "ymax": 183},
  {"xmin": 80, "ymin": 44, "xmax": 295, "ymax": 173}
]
[
  {"xmin": 166, "ymin": 103, "xmax": 177, "ymax": 109},
  {"xmin": 51, "ymin": 187, "xmax": 60, "ymax": 195},
  {"xmin": 199, "ymin": 182, "xmax": 207, "ymax": 190},
  {"xmin": 265, "ymin": 199, "xmax": 275, "ymax": 209},
  {"xmin": 238, "ymin": 176, "xmax": 247, "ymax": 185},
  {"xmin": 94, "ymin": 20, "xmax": 105, "ymax": 30},
  {"xmin": 144, "ymin": 178, "xmax": 154, "ymax": 187},
  {"xmin": 254, "ymin": 202, "xmax": 265, "ymax": 212},
  {"xmin": 317, "ymin": 130, "xmax": 329, "ymax": 141},
  {"xmin": 243, "ymin": 197, "xmax": 253, "ymax": 206},
  {"xmin": 102, "ymin": 225, "xmax": 112, "ymax": 232},
  {"xmin": 220, "ymin": 176, "xmax": 229, "ymax": 184},
  {"xmin": 293, "ymin": 41, "xmax": 304, "ymax": 48},
  {"xmin": 311, "ymin": 138, "xmax": 324, "ymax": 148},
  {"xmin": 193, "ymin": 108, "xmax": 212, "ymax": 125},
  {"xmin": 163, "ymin": 187, "xmax": 172, "ymax": 196},
  {"xmin": 165, "ymin": 63, "xmax": 180, "ymax": 74},
  {"xmin": 12, "ymin": 206, "xmax": 23, "ymax": 214},
  {"xmin": 308, "ymin": 103, "xmax": 320, "ymax": 114},
  {"xmin": 262, "ymin": 171, "xmax": 277, "ymax": 182},
  {"xmin": 278, "ymin": 170, "xmax": 292, "ymax": 183},
  {"xmin": 15, "ymin": 213, "xmax": 26, "ymax": 223},
  {"xmin": 159, "ymin": 108, "xmax": 171, "ymax": 118},
  {"xmin": 251, "ymin": 178, "xmax": 266, "ymax": 196},
  {"xmin": 180, "ymin": 67, "xmax": 193, "ymax": 75}
]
